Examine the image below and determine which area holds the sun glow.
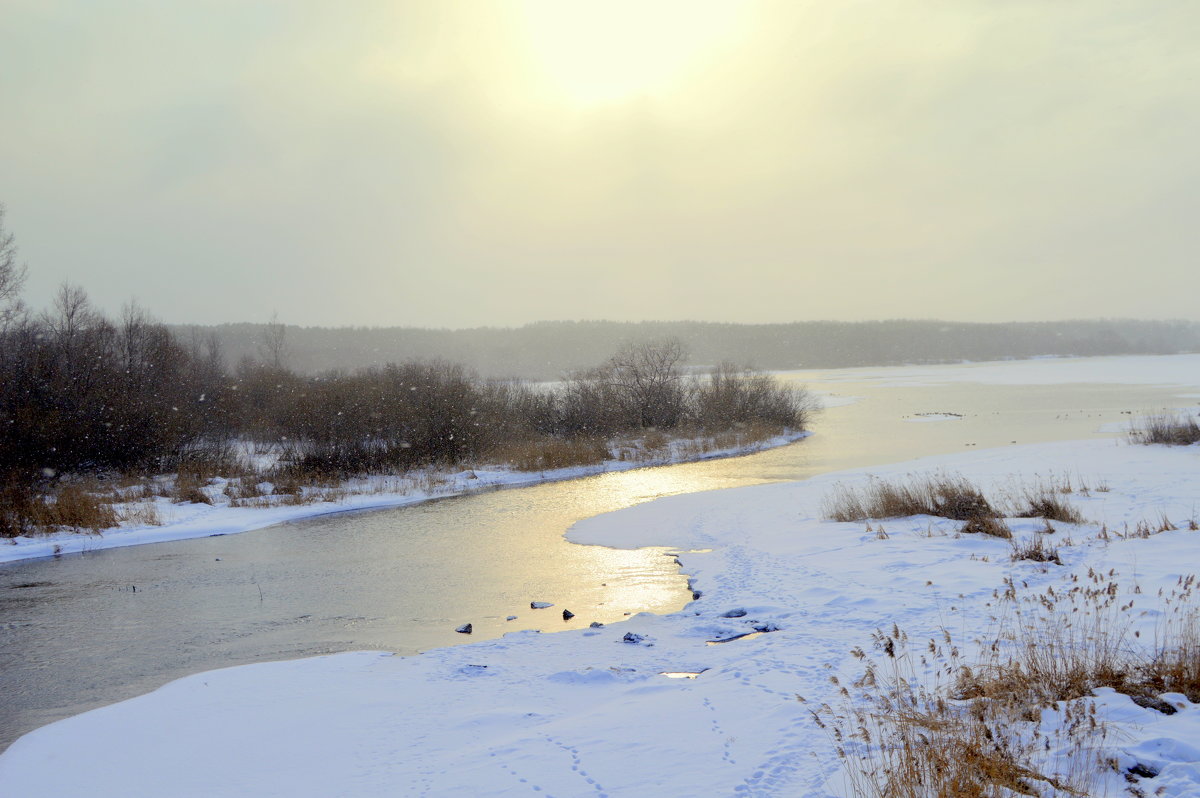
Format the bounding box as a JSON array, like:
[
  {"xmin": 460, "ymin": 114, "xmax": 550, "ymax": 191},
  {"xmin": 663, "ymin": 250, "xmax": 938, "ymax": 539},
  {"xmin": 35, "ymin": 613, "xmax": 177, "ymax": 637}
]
[{"xmin": 516, "ymin": 0, "xmax": 745, "ymax": 105}]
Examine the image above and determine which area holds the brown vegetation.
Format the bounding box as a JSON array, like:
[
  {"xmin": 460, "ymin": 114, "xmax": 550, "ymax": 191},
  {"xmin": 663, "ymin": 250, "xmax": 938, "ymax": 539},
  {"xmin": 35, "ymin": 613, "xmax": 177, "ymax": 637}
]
[
  {"xmin": 825, "ymin": 474, "xmax": 1093, "ymax": 537},
  {"xmin": 822, "ymin": 573, "xmax": 1200, "ymax": 797},
  {"xmin": 495, "ymin": 437, "xmax": 611, "ymax": 472},
  {"xmin": 1129, "ymin": 413, "xmax": 1200, "ymax": 446},
  {"xmin": 823, "ymin": 474, "xmax": 998, "ymax": 524}
]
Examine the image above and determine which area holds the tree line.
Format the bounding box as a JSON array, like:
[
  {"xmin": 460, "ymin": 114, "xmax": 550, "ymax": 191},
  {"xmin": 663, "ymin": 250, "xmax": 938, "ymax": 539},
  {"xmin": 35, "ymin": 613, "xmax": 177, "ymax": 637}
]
[{"xmin": 179, "ymin": 316, "xmax": 1200, "ymax": 380}]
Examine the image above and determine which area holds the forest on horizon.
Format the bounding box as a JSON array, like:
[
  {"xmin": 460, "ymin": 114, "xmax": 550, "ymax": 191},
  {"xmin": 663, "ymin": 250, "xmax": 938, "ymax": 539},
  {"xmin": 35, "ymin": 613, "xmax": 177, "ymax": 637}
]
[{"xmin": 174, "ymin": 318, "xmax": 1200, "ymax": 380}]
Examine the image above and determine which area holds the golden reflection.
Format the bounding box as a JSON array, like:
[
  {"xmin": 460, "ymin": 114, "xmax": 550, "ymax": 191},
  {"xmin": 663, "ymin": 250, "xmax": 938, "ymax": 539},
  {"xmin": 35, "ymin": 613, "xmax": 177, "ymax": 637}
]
[{"xmin": 568, "ymin": 465, "xmax": 765, "ymax": 521}]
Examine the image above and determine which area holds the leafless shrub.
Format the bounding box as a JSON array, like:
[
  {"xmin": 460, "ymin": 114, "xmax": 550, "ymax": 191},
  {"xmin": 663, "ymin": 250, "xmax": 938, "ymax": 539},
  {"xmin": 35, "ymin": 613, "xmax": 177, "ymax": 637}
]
[{"xmin": 692, "ymin": 362, "xmax": 813, "ymax": 431}]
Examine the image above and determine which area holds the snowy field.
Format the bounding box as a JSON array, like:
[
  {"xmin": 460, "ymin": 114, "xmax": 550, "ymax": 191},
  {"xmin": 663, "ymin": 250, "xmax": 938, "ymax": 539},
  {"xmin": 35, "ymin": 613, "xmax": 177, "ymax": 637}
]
[
  {"xmin": 3, "ymin": 436, "xmax": 1200, "ymax": 796},
  {"xmin": 0, "ymin": 430, "xmax": 808, "ymax": 565}
]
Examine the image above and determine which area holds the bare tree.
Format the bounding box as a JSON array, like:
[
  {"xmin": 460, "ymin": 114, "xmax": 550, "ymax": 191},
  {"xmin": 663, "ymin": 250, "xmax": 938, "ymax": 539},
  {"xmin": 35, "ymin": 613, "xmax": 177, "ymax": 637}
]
[
  {"xmin": 258, "ymin": 311, "xmax": 290, "ymax": 370},
  {"xmin": 44, "ymin": 282, "xmax": 94, "ymax": 343},
  {"xmin": 601, "ymin": 339, "xmax": 688, "ymax": 429},
  {"xmin": 0, "ymin": 205, "xmax": 27, "ymax": 331}
]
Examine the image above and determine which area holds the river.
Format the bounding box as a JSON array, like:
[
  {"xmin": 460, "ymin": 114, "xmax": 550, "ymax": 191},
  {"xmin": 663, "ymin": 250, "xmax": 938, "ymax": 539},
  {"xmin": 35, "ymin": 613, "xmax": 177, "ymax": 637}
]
[{"xmin": 0, "ymin": 362, "xmax": 1191, "ymax": 751}]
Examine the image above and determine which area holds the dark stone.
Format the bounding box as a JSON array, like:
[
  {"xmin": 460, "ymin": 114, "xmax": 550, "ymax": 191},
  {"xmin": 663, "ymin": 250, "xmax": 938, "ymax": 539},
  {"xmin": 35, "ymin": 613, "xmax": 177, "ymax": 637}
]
[
  {"xmin": 589, "ymin": 621, "xmax": 604, "ymax": 628},
  {"xmin": 562, "ymin": 609, "xmax": 575, "ymax": 620},
  {"xmin": 722, "ymin": 608, "xmax": 747, "ymax": 618},
  {"xmin": 1128, "ymin": 762, "xmax": 1160, "ymax": 779},
  {"xmin": 622, "ymin": 632, "xmax": 645, "ymax": 644},
  {"xmin": 455, "ymin": 623, "xmax": 472, "ymax": 634},
  {"xmin": 1131, "ymin": 694, "xmax": 1177, "ymax": 715}
]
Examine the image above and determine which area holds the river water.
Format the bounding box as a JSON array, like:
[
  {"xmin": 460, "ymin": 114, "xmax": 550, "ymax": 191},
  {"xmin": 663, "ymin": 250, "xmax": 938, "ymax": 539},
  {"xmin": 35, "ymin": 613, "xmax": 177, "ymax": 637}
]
[{"xmin": 0, "ymin": 364, "xmax": 1192, "ymax": 751}]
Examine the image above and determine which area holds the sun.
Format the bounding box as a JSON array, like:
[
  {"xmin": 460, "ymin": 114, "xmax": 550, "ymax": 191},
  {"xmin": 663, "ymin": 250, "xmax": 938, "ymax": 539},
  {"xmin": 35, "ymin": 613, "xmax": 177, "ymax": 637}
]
[{"xmin": 515, "ymin": 0, "xmax": 745, "ymax": 106}]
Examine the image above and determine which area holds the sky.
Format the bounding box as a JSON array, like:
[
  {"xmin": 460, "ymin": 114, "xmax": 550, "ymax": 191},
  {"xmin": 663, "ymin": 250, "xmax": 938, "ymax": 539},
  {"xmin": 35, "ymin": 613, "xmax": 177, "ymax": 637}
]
[{"xmin": 2, "ymin": 1, "xmax": 1198, "ymax": 329}]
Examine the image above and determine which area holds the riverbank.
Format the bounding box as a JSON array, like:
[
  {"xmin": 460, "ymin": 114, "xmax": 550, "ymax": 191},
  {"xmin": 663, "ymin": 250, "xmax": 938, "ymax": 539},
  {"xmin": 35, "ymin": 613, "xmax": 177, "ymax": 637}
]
[
  {"xmin": 3, "ymin": 436, "xmax": 1199, "ymax": 796},
  {"xmin": 0, "ymin": 429, "xmax": 809, "ymax": 565}
]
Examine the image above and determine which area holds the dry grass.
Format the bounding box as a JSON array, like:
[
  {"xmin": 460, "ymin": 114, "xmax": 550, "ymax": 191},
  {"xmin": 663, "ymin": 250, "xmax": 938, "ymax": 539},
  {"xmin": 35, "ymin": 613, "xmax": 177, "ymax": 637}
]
[
  {"xmin": 824, "ymin": 474, "xmax": 997, "ymax": 523},
  {"xmin": 1129, "ymin": 413, "xmax": 1200, "ymax": 446},
  {"xmin": 825, "ymin": 473, "xmax": 1089, "ymax": 537},
  {"xmin": 0, "ymin": 481, "xmax": 121, "ymax": 536},
  {"xmin": 37, "ymin": 483, "xmax": 119, "ymax": 531},
  {"xmin": 998, "ymin": 475, "xmax": 1086, "ymax": 524},
  {"xmin": 1010, "ymin": 533, "xmax": 1062, "ymax": 564},
  {"xmin": 116, "ymin": 500, "xmax": 163, "ymax": 527},
  {"xmin": 1012, "ymin": 491, "xmax": 1084, "ymax": 525},
  {"xmin": 171, "ymin": 471, "xmax": 212, "ymax": 505},
  {"xmin": 962, "ymin": 515, "xmax": 1013, "ymax": 539},
  {"xmin": 824, "ymin": 571, "xmax": 1200, "ymax": 797},
  {"xmin": 819, "ymin": 624, "xmax": 1105, "ymax": 798},
  {"xmin": 494, "ymin": 436, "xmax": 611, "ymax": 472}
]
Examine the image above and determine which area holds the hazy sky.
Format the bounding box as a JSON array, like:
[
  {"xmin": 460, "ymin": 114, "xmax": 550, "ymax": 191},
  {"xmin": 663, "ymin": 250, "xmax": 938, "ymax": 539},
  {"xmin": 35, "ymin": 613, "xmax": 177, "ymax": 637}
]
[{"xmin": 2, "ymin": 1, "xmax": 1198, "ymax": 328}]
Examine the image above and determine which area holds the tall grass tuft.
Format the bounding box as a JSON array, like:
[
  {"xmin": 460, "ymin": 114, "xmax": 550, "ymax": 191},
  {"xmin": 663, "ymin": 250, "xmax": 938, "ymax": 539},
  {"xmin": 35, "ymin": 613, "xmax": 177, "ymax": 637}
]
[
  {"xmin": 1129, "ymin": 413, "xmax": 1200, "ymax": 446},
  {"xmin": 823, "ymin": 474, "xmax": 997, "ymax": 523}
]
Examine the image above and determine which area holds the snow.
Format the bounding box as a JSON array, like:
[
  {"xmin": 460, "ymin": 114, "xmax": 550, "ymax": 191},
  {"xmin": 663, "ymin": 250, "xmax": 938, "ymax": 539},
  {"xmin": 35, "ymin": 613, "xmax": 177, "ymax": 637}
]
[
  {"xmin": 0, "ymin": 430, "xmax": 809, "ymax": 565},
  {"xmin": 4, "ymin": 435, "xmax": 1200, "ymax": 796}
]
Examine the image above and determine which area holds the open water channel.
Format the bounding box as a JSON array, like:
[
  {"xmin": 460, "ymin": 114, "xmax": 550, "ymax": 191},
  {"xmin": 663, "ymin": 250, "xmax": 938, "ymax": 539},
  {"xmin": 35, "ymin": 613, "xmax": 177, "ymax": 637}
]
[{"xmin": 1, "ymin": 361, "xmax": 1193, "ymax": 750}]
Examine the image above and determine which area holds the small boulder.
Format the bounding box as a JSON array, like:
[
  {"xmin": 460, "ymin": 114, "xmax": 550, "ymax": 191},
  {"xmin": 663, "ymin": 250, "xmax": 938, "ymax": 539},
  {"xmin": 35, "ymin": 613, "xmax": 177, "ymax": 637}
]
[
  {"xmin": 506, "ymin": 615, "xmax": 518, "ymax": 621},
  {"xmin": 722, "ymin": 608, "xmax": 747, "ymax": 618},
  {"xmin": 455, "ymin": 623, "xmax": 473, "ymax": 634},
  {"xmin": 562, "ymin": 609, "xmax": 575, "ymax": 620},
  {"xmin": 622, "ymin": 632, "xmax": 645, "ymax": 644},
  {"xmin": 530, "ymin": 601, "xmax": 554, "ymax": 609},
  {"xmin": 589, "ymin": 621, "xmax": 604, "ymax": 628}
]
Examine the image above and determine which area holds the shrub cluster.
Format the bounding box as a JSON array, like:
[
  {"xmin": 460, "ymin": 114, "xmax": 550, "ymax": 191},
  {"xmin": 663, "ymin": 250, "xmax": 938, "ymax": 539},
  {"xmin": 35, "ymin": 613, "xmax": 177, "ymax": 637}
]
[
  {"xmin": 0, "ymin": 291, "xmax": 231, "ymax": 479},
  {"xmin": 237, "ymin": 342, "xmax": 811, "ymax": 479}
]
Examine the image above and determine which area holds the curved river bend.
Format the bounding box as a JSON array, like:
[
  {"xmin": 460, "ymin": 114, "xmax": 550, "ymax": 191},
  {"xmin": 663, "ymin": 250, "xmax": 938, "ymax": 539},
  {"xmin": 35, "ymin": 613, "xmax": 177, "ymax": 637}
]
[{"xmin": 0, "ymin": 367, "xmax": 1191, "ymax": 750}]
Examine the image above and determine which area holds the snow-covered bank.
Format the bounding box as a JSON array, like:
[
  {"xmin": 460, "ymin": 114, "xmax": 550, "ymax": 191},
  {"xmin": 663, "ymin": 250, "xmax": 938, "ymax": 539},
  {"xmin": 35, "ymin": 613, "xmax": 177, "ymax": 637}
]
[
  {"xmin": 3, "ymin": 437, "xmax": 1200, "ymax": 796},
  {"xmin": 0, "ymin": 430, "xmax": 808, "ymax": 565}
]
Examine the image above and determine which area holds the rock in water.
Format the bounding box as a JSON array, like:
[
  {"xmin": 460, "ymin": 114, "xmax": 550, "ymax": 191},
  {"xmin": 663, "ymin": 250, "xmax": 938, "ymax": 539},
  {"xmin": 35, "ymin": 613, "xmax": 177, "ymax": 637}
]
[
  {"xmin": 455, "ymin": 623, "xmax": 473, "ymax": 634},
  {"xmin": 722, "ymin": 608, "xmax": 747, "ymax": 618},
  {"xmin": 562, "ymin": 609, "xmax": 575, "ymax": 620},
  {"xmin": 622, "ymin": 632, "xmax": 645, "ymax": 644}
]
